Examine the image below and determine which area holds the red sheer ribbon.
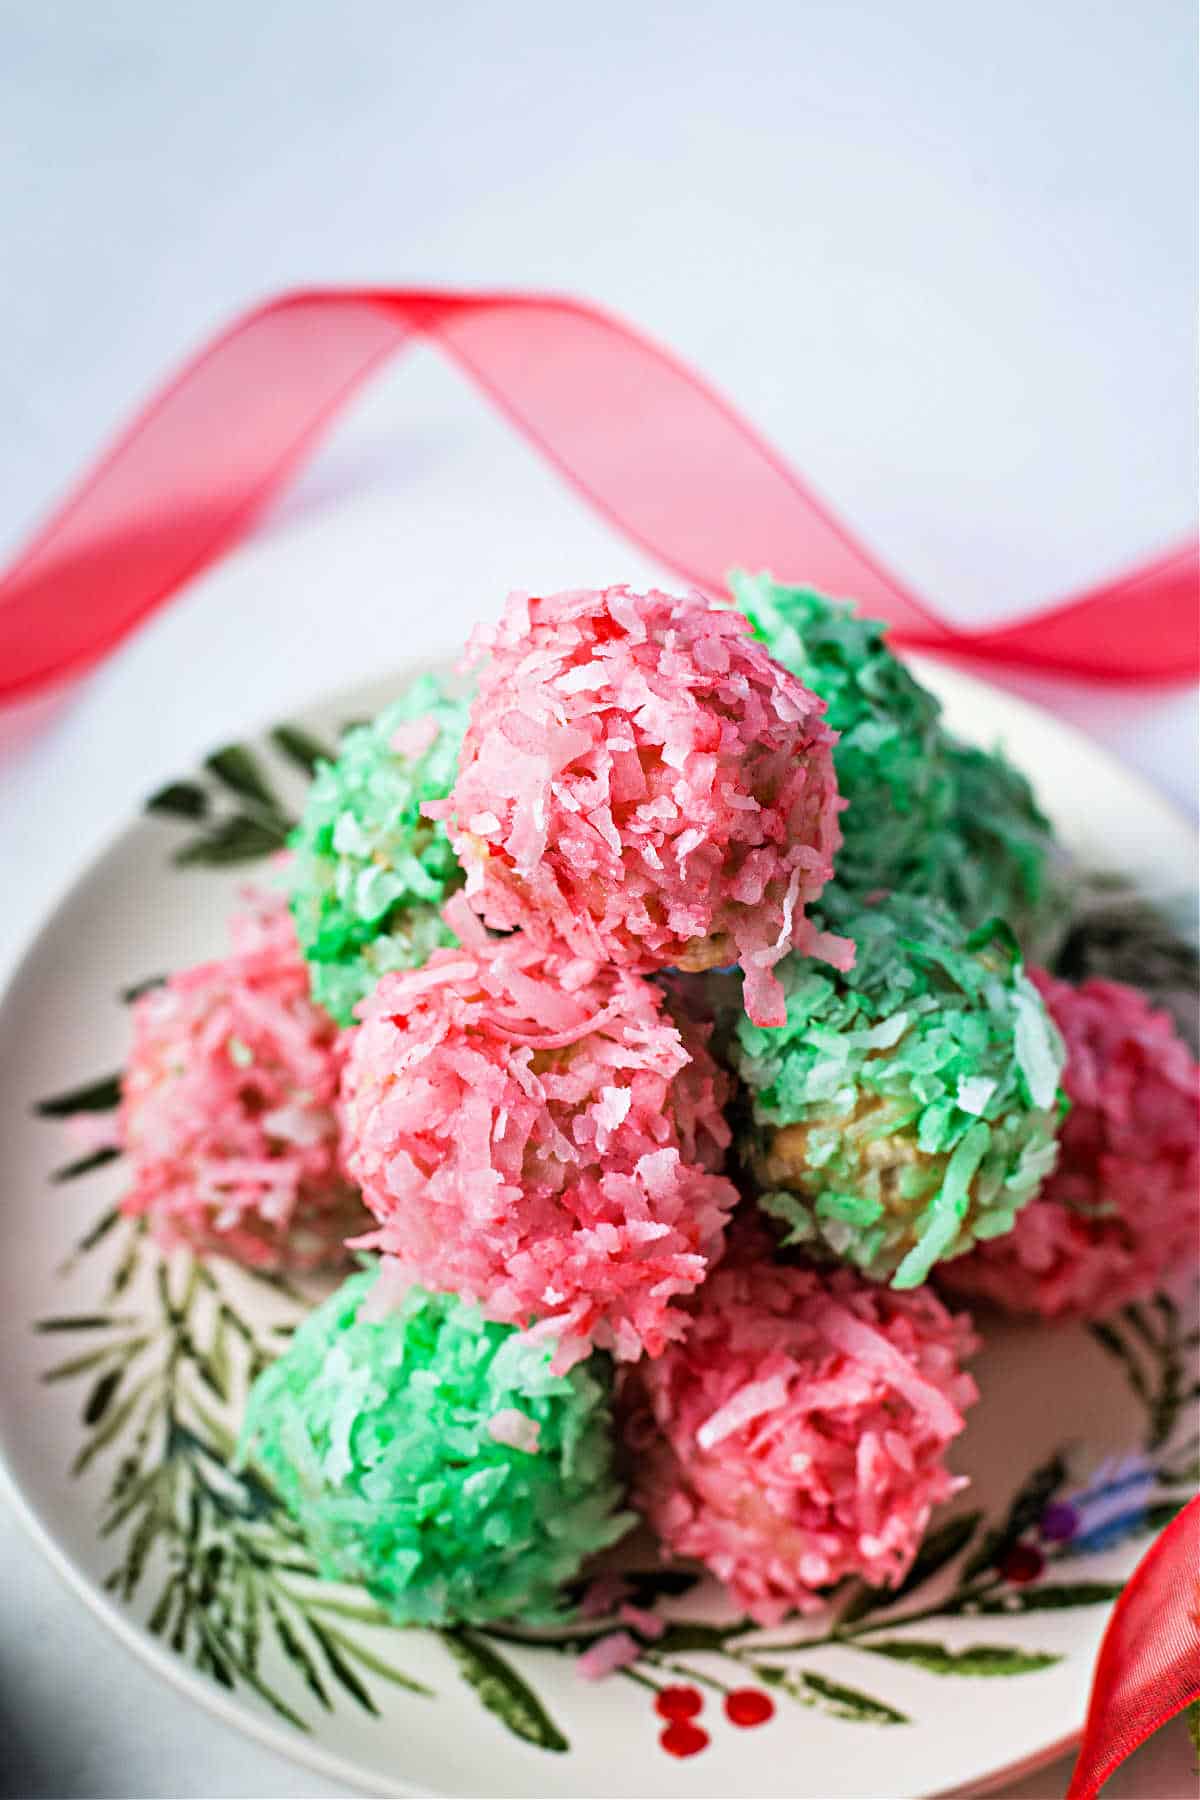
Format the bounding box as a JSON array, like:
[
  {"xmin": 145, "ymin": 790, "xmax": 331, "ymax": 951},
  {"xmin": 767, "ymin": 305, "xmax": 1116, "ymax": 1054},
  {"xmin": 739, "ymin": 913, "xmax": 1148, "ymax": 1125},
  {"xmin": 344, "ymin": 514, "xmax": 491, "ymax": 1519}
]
[
  {"xmin": 0, "ymin": 286, "xmax": 1196, "ymax": 702},
  {"xmin": 1067, "ymin": 1495, "xmax": 1200, "ymax": 1799}
]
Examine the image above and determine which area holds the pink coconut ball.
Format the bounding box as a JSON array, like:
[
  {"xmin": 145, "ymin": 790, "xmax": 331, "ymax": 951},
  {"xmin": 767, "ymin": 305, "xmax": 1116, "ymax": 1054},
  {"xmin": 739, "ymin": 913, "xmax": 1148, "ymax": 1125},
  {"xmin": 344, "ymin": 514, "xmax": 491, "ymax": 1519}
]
[
  {"xmin": 430, "ymin": 586, "xmax": 848, "ymax": 1028},
  {"xmin": 339, "ymin": 900, "xmax": 738, "ymax": 1368},
  {"xmin": 943, "ymin": 971, "xmax": 1199, "ymax": 1320},
  {"xmin": 624, "ymin": 1224, "xmax": 978, "ymax": 1625},
  {"xmin": 119, "ymin": 892, "xmax": 364, "ymax": 1269}
]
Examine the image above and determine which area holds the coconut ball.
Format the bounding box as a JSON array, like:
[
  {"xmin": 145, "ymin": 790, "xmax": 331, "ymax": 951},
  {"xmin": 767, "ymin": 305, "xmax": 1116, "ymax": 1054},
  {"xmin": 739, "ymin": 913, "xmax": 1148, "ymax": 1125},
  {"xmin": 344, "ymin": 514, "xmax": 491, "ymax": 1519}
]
[
  {"xmin": 927, "ymin": 736, "xmax": 1070, "ymax": 963},
  {"xmin": 289, "ymin": 675, "xmax": 470, "ymax": 1024},
  {"xmin": 624, "ymin": 1224, "xmax": 978, "ymax": 1625},
  {"xmin": 119, "ymin": 893, "xmax": 363, "ymax": 1268},
  {"xmin": 734, "ymin": 573, "xmax": 953, "ymax": 897},
  {"xmin": 943, "ymin": 971, "xmax": 1199, "ymax": 1318},
  {"xmin": 430, "ymin": 585, "xmax": 847, "ymax": 1029},
  {"xmin": 734, "ymin": 572, "xmax": 1068, "ymax": 958},
  {"xmin": 241, "ymin": 1266, "xmax": 633, "ymax": 1626},
  {"xmin": 339, "ymin": 905, "xmax": 738, "ymax": 1367},
  {"xmin": 734, "ymin": 894, "xmax": 1065, "ymax": 1289}
]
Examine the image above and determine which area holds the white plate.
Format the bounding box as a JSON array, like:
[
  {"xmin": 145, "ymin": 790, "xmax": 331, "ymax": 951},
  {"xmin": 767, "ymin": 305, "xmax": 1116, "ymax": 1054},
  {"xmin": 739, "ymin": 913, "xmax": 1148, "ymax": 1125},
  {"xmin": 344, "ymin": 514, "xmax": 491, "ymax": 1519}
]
[{"xmin": 0, "ymin": 657, "xmax": 1194, "ymax": 1800}]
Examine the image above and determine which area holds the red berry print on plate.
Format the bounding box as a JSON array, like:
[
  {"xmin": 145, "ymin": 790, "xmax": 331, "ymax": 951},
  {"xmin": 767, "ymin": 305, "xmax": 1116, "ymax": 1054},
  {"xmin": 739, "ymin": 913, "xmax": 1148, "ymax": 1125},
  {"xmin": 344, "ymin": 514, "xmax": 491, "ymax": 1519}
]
[
  {"xmin": 660, "ymin": 1720, "xmax": 710, "ymax": 1758},
  {"xmin": 655, "ymin": 1684, "xmax": 704, "ymax": 1721},
  {"xmin": 725, "ymin": 1686, "xmax": 775, "ymax": 1727}
]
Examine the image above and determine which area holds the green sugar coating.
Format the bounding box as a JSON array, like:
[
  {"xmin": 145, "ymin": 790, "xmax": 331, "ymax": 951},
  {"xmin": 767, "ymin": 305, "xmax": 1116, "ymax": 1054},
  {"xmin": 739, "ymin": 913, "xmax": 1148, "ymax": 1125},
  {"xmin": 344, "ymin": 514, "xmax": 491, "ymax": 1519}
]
[
  {"xmin": 240, "ymin": 1268, "xmax": 633, "ymax": 1627},
  {"xmin": 288, "ymin": 676, "xmax": 470, "ymax": 1023},
  {"xmin": 733, "ymin": 572, "xmax": 954, "ymax": 895},
  {"xmin": 733, "ymin": 893, "xmax": 1065, "ymax": 1289},
  {"xmin": 734, "ymin": 572, "xmax": 1067, "ymax": 956},
  {"xmin": 925, "ymin": 735, "xmax": 1070, "ymax": 963}
]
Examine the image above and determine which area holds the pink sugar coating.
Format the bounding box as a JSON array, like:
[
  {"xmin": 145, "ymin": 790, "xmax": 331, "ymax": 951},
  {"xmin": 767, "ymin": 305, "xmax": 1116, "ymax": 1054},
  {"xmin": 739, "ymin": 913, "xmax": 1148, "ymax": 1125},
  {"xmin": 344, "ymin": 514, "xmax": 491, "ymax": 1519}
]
[
  {"xmin": 623, "ymin": 1223, "xmax": 978, "ymax": 1625},
  {"xmin": 944, "ymin": 971, "xmax": 1200, "ymax": 1320},
  {"xmin": 577, "ymin": 1573, "xmax": 634, "ymax": 1619},
  {"xmin": 576, "ymin": 1631, "xmax": 642, "ymax": 1681},
  {"xmin": 119, "ymin": 892, "xmax": 363, "ymax": 1269},
  {"xmin": 618, "ymin": 1602, "xmax": 666, "ymax": 1639},
  {"xmin": 430, "ymin": 586, "xmax": 848, "ymax": 1027},
  {"xmin": 338, "ymin": 904, "xmax": 738, "ymax": 1367}
]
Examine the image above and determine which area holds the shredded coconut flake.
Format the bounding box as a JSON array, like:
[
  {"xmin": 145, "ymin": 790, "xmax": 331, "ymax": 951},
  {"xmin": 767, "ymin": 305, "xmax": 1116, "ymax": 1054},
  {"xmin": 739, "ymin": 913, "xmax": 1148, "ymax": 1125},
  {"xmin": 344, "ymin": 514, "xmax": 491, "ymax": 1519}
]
[
  {"xmin": 576, "ymin": 1631, "xmax": 642, "ymax": 1682},
  {"xmin": 696, "ymin": 1375, "xmax": 791, "ymax": 1450},
  {"xmin": 956, "ymin": 1076, "xmax": 997, "ymax": 1116},
  {"xmin": 487, "ymin": 1409, "xmax": 542, "ymax": 1454}
]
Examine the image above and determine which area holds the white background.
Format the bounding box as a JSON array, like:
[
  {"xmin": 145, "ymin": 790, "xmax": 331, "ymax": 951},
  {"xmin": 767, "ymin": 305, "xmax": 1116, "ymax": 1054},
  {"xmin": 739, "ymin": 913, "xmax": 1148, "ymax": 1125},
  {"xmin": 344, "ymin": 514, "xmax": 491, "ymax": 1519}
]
[{"xmin": 0, "ymin": 1, "xmax": 1195, "ymax": 1795}]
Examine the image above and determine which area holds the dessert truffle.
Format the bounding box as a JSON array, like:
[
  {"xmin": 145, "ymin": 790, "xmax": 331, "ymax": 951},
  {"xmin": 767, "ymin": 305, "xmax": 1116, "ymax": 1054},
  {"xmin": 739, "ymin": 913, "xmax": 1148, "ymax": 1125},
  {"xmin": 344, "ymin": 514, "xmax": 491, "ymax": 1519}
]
[
  {"xmin": 735, "ymin": 572, "xmax": 1067, "ymax": 957},
  {"xmin": 734, "ymin": 895, "xmax": 1065, "ymax": 1288},
  {"xmin": 625, "ymin": 1225, "xmax": 978, "ymax": 1624},
  {"xmin": 929, "ymin": 736, "xmax": 1069, "ymax": 962},
  {"xmin": 734, "ymin": 573, "xmax": 953, "ymax": 897},
  {"xmin": 289, "ymin": 675, "xmax": 469, "ymax": 1024},
  {"xmin": 119, "ymin": 893, "xmax": 362, "ymax": 1268},
  {"xmin": 431, "ymin": 585, "xmax": 847, "ymax": 1028},
  {"xmin": 241, "ymin": 1266, "xmax": 632, "ymax": 1625},
  {"xmin": 340, "ymin": 906, "xmax": 738, "ymax": 1366}
]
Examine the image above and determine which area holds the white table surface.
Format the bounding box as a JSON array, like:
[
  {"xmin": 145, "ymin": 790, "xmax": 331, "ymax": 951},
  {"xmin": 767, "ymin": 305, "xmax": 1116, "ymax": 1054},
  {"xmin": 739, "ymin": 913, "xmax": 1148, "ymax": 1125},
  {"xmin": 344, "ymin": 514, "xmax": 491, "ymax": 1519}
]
[{"xmin": 0, "ymin": 2, "xmax": 1195, "ymax": 1795}]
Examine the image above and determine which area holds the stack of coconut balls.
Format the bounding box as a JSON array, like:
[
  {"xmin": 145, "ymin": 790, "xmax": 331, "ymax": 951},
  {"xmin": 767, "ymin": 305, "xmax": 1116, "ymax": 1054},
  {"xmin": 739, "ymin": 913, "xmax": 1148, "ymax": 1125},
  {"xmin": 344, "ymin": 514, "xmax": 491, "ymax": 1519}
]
[{"xmin": 117, "ymin": 579, "xmax": 1200, "ymax": 1632}]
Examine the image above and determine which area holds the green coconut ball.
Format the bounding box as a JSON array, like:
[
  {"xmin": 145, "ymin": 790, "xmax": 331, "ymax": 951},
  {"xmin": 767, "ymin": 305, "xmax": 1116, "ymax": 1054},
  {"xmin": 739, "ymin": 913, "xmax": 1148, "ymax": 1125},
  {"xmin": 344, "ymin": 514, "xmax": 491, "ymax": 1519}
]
[
  {"xmin": 732, "ymin": 893, "xmax": 1066, "ymax": 1290},
  {"xmin": 734, "ymin": 572, "xmax": 1068, "ymax": 957},
  {"xmin": 733, "ymin": 572, "xmax": 953, "ymax": 896},
  {"xmin": 288, "ymin": 676, "xmax": 470, "ymax": 1024},
  {"xmin": 927, "ymin": 735, "xmax": 1071, "ymax": 963},
  {"xmin": 240, "ymin": 1268, "xmax": 633, "ymax": 1627}
]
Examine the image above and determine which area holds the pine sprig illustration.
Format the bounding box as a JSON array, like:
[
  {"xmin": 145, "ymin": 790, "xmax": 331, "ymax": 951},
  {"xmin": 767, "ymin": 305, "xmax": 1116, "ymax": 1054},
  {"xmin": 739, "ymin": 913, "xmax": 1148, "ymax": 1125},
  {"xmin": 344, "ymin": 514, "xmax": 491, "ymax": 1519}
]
[
  {"xmin": 1090, "ymin": 1296, "xmax": 1197, "ymax": 1452},
  {"xmin": 145, "ymin": 738, "xmax": 299, "ymax": 868},
  {"xmin": 37, "ymin": 1217, "xmax": 429, "ymax": 1733}
]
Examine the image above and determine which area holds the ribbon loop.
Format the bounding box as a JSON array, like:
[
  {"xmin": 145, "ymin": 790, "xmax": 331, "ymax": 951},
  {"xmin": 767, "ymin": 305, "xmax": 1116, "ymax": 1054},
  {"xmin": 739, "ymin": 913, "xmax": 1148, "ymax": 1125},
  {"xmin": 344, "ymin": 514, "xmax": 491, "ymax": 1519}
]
[{"xmin": 0, "ymin": 286, "xmax": 1196, "ymax": 700}]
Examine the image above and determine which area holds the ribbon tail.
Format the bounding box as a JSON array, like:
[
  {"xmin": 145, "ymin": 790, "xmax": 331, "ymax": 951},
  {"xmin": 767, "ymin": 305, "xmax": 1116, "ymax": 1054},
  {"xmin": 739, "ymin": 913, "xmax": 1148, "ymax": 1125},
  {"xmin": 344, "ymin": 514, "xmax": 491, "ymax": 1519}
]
[
  {"xmin": 1066, "ymin": 1494, "xmax": 1200, "ymax": 1800},
  {"xmin": 935, "ymin": 540, "xmax": 1200, "ymax": 683}
]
